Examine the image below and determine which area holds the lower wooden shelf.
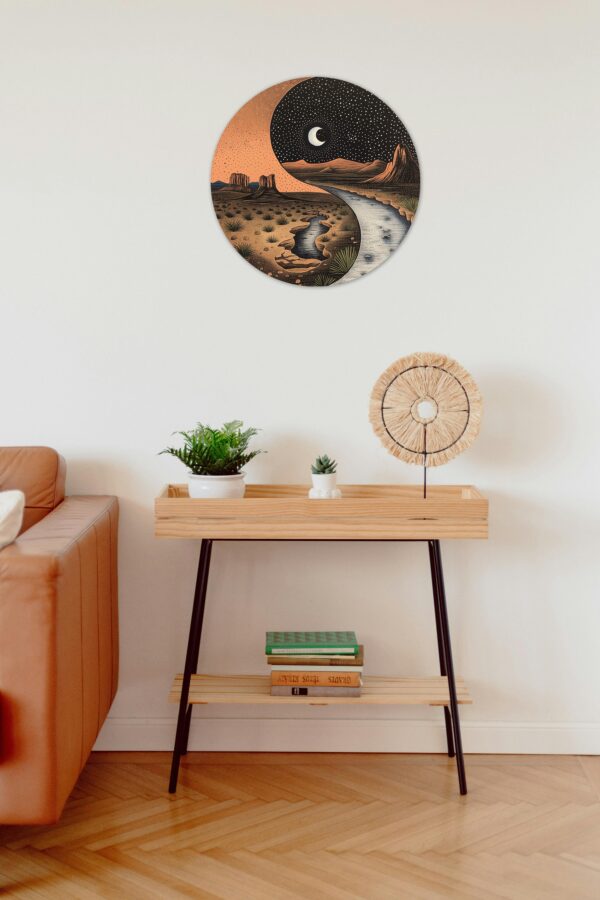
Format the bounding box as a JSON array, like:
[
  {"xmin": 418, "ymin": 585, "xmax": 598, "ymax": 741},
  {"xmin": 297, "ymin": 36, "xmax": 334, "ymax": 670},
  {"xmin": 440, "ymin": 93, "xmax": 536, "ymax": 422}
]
[{"xmin": 169, "ymin": 674, "xmax": 472, "ymax": 707}]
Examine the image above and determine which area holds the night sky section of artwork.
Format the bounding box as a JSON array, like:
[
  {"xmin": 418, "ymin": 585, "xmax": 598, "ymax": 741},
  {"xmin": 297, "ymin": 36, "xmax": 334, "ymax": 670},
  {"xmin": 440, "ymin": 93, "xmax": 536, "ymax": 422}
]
[{"xmin": 270, "ymin": 77, "xmax": 416, "ymax": 165}]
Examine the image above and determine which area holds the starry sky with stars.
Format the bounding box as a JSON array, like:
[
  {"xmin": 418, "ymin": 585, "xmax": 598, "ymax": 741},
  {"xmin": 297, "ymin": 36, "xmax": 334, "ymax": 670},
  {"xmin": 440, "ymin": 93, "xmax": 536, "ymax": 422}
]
[{"xmin": 270, "ymin": 77, "xmax": 417, "ymax": 165}]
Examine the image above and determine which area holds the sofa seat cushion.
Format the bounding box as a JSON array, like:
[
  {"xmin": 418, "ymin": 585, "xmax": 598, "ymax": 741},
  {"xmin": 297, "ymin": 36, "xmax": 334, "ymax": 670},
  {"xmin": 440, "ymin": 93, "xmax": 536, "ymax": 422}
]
[{"xmin": 0, "ymin": 490, "xmax": 25, "ymax": 549}]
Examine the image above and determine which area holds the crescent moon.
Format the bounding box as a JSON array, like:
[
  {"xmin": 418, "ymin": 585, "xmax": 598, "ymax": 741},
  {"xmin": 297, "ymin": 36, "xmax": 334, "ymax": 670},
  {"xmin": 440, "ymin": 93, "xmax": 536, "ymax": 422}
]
[{"xmin": 308, "ymin": 126, "xmax": 326, "ymax": 146}]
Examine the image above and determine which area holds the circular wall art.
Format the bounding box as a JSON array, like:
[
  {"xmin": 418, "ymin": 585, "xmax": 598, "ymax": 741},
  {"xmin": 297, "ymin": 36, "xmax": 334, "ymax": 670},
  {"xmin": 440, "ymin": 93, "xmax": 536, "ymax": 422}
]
[
  {"xmin": 211, "ymin": 77, "xmax": 420, "ymax": 287},
  {"xmin": 369, "ymin": 353, "xmax": 482, "ymax": 467}
]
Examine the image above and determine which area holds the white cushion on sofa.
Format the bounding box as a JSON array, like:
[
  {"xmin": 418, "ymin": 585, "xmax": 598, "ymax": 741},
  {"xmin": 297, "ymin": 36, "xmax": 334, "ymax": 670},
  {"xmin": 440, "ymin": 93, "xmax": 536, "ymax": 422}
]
[{"xmin": 0, "ymin": 490, "xmax": 25, "ymax": 549}]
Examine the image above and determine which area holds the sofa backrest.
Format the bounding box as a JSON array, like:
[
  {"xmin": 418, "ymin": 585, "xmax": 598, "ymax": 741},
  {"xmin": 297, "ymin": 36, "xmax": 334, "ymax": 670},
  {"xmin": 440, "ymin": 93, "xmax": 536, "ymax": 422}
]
[{"xmin": 0, "ymin": 447, "xmax": 66, "ymax": 534}]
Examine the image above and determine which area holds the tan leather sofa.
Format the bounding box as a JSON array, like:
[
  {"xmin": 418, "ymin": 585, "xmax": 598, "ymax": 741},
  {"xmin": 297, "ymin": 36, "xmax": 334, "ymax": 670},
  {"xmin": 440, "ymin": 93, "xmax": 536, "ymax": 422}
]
[{"xmin": 0, "ymin": 447, "xmax": 118, "ymax": 824}]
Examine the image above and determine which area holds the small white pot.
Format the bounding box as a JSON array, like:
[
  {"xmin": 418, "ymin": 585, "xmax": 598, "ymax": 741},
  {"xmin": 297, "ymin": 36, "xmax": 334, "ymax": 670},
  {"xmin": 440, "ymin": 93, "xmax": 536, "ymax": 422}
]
[
  {"xmin": 187, "ymin": 473, "xmax": 246, "ymax": 499},
  {"xmin": 309, "ymin": 473, "xmax": 342, "ymax": 499}
]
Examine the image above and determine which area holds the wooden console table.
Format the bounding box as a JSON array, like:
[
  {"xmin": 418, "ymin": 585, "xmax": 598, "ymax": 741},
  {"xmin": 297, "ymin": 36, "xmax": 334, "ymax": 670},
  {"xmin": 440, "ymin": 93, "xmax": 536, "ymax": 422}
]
[{"xmin": 155, "ymin": 484, "xmax": 488, "ymax": 795}]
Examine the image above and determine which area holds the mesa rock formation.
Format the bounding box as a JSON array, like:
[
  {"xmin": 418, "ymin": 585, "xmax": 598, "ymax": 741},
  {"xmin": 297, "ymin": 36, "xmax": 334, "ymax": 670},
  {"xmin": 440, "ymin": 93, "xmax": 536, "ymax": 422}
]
[
  {"xmin": 229, "ymin": 172, "xmax": 250, "ymax": 189},
  {"xmin": 367, "ymin": 144, "xmax": 419, "ymax": 186},
  {"xmin": 218, "ymin": 172, "xmax": 280, "ymax": 196},
  {"xmin": 252, "ymin": 173, "xmax": 281, "ymax": 198}
]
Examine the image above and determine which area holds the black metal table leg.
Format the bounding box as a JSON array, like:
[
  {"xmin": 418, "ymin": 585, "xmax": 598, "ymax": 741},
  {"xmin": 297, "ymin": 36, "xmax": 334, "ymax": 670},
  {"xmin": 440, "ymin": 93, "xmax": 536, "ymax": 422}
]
[
  {"xmin": 428, "ymin": 541, "xmax": 455, "ymax": 758},
  {"xmin": 168, "ymin": 539, "xmax": 213, "ymax": 793},
  {"xmin": 181, "ymin": 540, "xmax": 213, "ymax": 756},
  {"xmin": 430, "ymin": 540, "xmax": 467, "ymax": 795}
]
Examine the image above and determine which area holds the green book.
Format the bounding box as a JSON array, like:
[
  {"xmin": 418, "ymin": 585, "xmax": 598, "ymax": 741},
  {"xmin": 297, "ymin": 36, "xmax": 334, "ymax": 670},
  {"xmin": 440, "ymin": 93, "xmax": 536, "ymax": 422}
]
[{"xmin": 265, "ymin": 631, "xmax": 359, "ymax": 655}]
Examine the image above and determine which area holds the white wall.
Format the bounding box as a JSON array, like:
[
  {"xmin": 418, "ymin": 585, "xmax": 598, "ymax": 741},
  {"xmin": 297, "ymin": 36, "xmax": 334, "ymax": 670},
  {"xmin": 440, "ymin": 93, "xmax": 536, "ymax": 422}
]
[{"xmin": 1, "ymin": 1, "xmax": 599, "ymax": 754}]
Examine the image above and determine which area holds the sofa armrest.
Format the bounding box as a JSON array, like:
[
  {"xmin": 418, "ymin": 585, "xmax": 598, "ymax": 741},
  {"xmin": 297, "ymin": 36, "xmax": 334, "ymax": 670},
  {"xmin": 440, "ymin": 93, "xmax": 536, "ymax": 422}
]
[{"xmin": 0, "ymin": 496, "xmax": 118, "ymax": 824}]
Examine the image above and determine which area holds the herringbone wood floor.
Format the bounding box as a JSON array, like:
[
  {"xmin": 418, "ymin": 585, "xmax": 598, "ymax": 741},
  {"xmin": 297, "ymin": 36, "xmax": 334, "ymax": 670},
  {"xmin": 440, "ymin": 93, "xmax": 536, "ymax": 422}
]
[{"xmin": 1, "ymin": 753, "xmax": 599, "ymax": 898}]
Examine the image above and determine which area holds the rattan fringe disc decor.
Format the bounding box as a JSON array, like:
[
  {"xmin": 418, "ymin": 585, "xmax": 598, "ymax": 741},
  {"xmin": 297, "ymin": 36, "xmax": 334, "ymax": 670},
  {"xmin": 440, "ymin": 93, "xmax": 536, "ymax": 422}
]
[{"xmin": 369, "ymin": 352, "xmax": 482, "ymax": 468}]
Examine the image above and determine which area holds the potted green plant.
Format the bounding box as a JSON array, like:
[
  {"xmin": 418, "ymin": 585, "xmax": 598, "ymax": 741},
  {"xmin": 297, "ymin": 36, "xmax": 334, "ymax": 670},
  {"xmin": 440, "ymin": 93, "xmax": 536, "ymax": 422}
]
[
  {"xmin": 160, "ymin": 420, "xmax": 263, "ymax": 499},
  {"xmin": 308, "ymin": 454, "xmax": 341, "ymax": 499}
]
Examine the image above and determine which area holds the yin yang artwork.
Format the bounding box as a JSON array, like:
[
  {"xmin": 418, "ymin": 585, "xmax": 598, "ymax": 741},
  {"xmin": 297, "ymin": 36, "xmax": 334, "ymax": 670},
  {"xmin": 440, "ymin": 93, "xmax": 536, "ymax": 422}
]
[{"xmin": 211, "ymin": 77, "xmax": 420, "ymax": 286}]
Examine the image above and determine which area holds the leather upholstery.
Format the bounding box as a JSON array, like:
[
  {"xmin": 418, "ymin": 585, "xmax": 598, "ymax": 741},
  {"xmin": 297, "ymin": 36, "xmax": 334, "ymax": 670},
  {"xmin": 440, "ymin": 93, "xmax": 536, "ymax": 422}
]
[
  {"xmin": 0, "ymin": 447, "xmax": 66, "ymax": 534},
  {"xmin": 0, "ymin": 449, "xmax": 118, "ymax": 824}
]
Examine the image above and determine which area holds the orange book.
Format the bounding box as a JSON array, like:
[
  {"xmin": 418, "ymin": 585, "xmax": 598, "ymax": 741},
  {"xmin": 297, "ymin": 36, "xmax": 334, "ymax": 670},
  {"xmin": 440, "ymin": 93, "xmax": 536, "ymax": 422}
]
[{"xmin": 270, "ymin": 671, "xmax": 362, "ymax": 688}]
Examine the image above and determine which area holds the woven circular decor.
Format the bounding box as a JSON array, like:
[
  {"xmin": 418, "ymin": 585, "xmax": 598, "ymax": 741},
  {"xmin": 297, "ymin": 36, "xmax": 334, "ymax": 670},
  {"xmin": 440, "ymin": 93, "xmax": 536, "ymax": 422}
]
[{"xmin": 370, "ymin": 352, "xmax": 482, "ymax": 467}]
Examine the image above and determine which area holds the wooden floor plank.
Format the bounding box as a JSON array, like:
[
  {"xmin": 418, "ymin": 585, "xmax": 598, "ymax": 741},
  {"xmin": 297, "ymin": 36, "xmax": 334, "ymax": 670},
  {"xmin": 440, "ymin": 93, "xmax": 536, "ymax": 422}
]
[
  {"xmin": 1, "ymin": 752, "xmax": 599, "ymax": 898},
  {"xmin": 580, "ymin": 756, "xmax": 600, "ymax": 800}
]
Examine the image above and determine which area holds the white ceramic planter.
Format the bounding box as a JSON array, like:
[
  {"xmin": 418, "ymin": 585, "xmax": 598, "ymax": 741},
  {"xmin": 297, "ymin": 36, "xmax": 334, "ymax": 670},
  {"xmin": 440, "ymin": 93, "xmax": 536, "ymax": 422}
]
[
  {"xmin": 308, "ymin": 473, "xmax": 342, "ymax": 499},
  {"xmin": 187, "ymin": 473, "xmax": 246, "ymax": 499}
]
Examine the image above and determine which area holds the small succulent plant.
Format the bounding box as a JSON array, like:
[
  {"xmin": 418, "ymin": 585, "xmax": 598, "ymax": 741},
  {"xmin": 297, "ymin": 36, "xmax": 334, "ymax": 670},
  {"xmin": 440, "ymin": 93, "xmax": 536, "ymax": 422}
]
[{"xmin": 311, "ymin": 454, "xmax": 337, "ymax": 475}]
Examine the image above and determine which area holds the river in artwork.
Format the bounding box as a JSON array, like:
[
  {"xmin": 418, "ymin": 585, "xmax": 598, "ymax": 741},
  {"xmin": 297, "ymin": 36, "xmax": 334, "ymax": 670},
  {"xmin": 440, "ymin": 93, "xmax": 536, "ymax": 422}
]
[
  {"xmin": 323, "ymin": 186, "xmax": 411, "ymax": 283},
  {"xmin": 291, "ymin": 215, "xmax": 330, "ymax": 260}
]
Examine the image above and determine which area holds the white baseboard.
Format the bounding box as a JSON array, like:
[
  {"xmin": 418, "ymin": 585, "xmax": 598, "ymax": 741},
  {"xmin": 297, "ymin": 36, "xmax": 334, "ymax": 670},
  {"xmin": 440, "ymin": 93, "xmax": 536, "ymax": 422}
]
[{"xmin": 94, "ymin": 716, "xmax": 600, "ymax": 755}]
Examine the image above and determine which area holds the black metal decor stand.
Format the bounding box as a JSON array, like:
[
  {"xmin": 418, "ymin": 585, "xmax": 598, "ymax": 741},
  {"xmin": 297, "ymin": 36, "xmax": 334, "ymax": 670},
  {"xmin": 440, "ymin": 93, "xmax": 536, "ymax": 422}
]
[
  {"xmin": 168, "ymin": 538, "xmax": 213, "ymax": 793},
  {"xmin": 169, "ymin": 537, "xmax": 467, "ymax": 796}
]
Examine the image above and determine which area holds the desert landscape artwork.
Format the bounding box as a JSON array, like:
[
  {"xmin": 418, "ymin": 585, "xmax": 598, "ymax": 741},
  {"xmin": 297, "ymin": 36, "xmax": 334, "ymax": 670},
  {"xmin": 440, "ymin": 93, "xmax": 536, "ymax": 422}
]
[{"xmin": 211, "ymin": 77, "xmax": 420, "ymax": 286}]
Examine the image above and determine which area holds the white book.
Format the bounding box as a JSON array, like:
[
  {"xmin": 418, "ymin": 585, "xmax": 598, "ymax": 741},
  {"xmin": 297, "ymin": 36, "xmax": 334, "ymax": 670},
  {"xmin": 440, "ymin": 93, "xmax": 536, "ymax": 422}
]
[
  {"xmin": 267, "ymin": 653, "xmax": 356, "ymax": 660},
  {"xmin": 271, "ymin": 664, "xmax": 364, "ymax": 673},
  {"xmin": 270, "ymin": 648, "xmax": 356, "ymax": 655}
]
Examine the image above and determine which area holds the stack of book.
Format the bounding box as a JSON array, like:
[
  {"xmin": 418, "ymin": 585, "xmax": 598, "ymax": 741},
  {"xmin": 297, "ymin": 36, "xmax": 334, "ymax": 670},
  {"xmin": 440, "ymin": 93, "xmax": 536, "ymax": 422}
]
[{"xmin": 266, "ymin": 631, "xmax": 363, "ymax": 697}]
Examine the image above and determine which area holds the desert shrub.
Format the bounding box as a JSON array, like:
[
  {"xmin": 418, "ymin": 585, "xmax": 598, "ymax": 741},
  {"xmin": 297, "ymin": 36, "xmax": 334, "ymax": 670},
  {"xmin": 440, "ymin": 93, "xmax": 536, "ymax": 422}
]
[
  {"xmin": 266, "ymin": 235, "xmax": 278, "ymax": 243},
  {"xmin": 243, "ymin": 212, "xmax": 254, "ymax": 221},
  {"xmin": 399, "ymin": 196, "xmax": 418, "ymax": 213},
  {"xmin": 225, "ymin": 218, "xmax": 242, "ymax": 232},
  {"xmin": 236, "ymin": 242, "xmax": 253, "ymax": 259},
  {"xmin": 263, "ymin": 224, "xmax": 275, "ymax": 233},
  {"xmin": 329, "ymin": 245, "xmax": 358, "ymax": 276},
  {"xmin": 225, "ymin": 210, "xmax": 236, "ymax": 218},
  {"xmin": 276, "ymin": 216, "xmax": 288, "ymax": 225},
  {"xmin": 263, "ymin": 213, "xmax": 273, "ymax": 220}
]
